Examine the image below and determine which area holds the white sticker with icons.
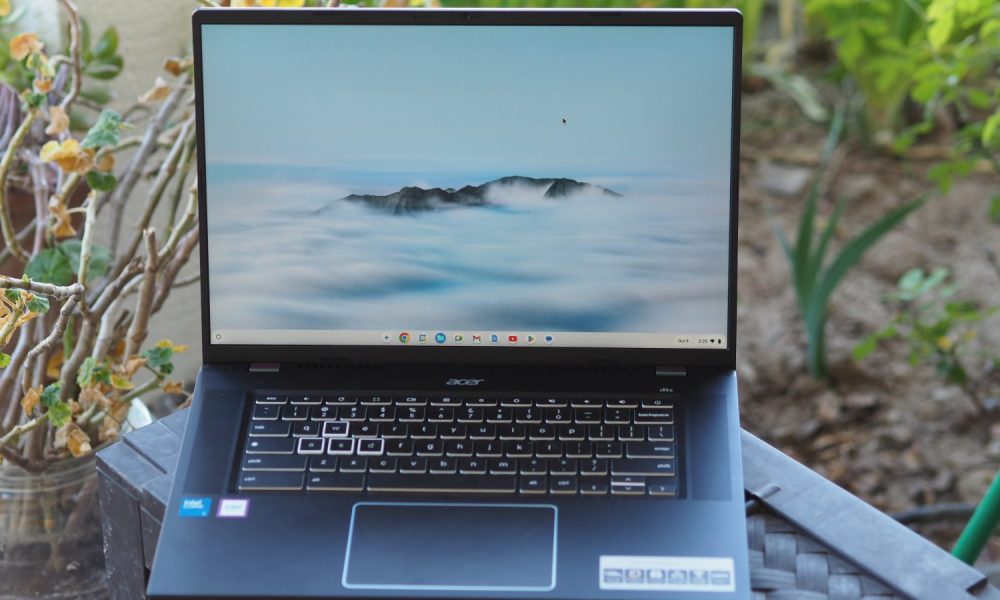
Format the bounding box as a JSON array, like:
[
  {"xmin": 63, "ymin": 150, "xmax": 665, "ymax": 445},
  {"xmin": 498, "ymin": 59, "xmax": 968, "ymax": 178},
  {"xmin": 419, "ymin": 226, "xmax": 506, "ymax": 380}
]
[{"xmin": 599, "ymin": 555, "xmax": 735, "ymax": 593}]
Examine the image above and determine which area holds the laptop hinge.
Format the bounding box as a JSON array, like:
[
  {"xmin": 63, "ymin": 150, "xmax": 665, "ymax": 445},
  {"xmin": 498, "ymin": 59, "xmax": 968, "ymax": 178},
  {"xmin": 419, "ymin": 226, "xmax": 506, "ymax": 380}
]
[
  {"xmin": 249, "ymin": 362, "xmax": 280, "ymax": 373},
  {"xmin": 655, "ymin": 366, "xmax": 687, "ymax": 377}
]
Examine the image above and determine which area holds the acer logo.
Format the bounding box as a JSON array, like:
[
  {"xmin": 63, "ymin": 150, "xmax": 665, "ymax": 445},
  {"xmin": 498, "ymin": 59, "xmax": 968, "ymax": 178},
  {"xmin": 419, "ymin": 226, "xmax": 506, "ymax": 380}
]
[{"xmin": 446, "ymin": 378, "xmax": 485, "ymax": 386}]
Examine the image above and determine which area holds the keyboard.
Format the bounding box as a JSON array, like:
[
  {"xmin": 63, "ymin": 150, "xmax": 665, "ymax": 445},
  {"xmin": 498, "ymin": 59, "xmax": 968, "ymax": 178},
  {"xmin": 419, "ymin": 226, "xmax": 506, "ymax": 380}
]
[{"xmin": 237, "ymin": 392, "xmax": 680, "ymax": 497}]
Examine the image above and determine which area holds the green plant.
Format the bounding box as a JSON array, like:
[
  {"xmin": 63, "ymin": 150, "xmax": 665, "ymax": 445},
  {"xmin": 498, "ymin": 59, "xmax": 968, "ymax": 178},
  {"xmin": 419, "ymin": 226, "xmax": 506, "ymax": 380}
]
[
  {"xmin": 774, "ymin": 112, "xmax": 926, "ymax": 380},
  {"xmin": 853, "ymin": 267, "xmax": 999, "ymax": 412}
]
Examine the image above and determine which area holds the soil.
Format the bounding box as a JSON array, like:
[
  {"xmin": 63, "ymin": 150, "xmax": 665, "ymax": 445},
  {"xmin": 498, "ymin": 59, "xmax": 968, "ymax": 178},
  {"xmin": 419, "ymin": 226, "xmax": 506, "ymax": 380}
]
[{"xmin": 736, "ymin": 86, "xmax": 1000, "ymax": 552}]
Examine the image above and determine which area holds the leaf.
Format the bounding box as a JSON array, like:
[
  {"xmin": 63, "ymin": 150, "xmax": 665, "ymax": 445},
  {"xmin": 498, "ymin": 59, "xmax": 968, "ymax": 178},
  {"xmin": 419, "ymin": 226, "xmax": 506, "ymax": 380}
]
[
  {"xmin": 86, "ymin": 170, "xmax": 117, "ymax": 192},
  {"xmin": 81, "ymin": 109, "xmax": 123, "ymax": 149},
  {"xmin": 20, "ymin": 386, "xmax": 40, "ymax": 415},
  {"xmin": 156, "ymin": 339, "xmax": 188, "ymax": 353},
  {"xmin": 838, "ymin": 30, "xmax": 864, "ymax": 69},
  {"xmin": 0, "ymin": 352, "xmax": 10, "ymax": 368},
  {"xmin": 83, "ymin": 55, "xmax": 123, "ymax": 80},
  {"xmin": 55, "ymin": 422, "xmax": 91, "ymax": 455},
  {"xmin": 990, "ymin": 194, "xmax": 1000, "ymax": 222},
  {"xmin": 9, "ymin": 32, "xmax": 42, "ymax": 61},
  {"xmin": 46, "ymin": 349, "xmax": 63, "ymax": 380},
  {"xmin": 25, "ymin": 248, "xmax": 74, "ymax": 285},
  {"xmin": 94, "ymin": 27, "xmax": 118, "ymax": 60},
  {"xmin": 982, "ymin": 111, "xmax": 1000, "ymax": 147},
  {"xmin": 928, "ymin": 10, "xmax": 954, "ymax": 50},
  {"xmin": 25, "ymin": 293, "xmax": 49, "ymax": 314},
  {"xmin": 0, "ymin": 0, "xmax": 9, "ymax": 18},
  {"xmin": 109, "ymin": 373, "xmax": 134, "ymax": 391},
  {"xmin": 45, "ymin": 105, "xmax": 69, "ymax": 136},
  {"xmin": 163, "ymin": 380, "xmax": 184, "ymax": 395},
  {"xmin": 77, "ymin": 356, "xmax": 110, "ymax": 387},
  {"xmin": 48, "ymin": 401, "xmax": 72, "ymax": 428},
  {"xmin": 60, "ymin": 239, "xmax": 110, "ymax": 280},
  {"xmin": 79, "ymin": 85, "xmax": 111, "ymax": 106},
  {"xmin": 142, "ymin": 346, "xmax": 175, "ymax": 375},
  {"xmin": 40, "ymin": 382, "xmax": 62, "ymax": 409},
  {"xmin": 40, "ymin": 138, "xmax": 95, "ymax": 174},
  {"xmin": 138, "ymin": 76, "xmax": 170, "ymax": 104}
]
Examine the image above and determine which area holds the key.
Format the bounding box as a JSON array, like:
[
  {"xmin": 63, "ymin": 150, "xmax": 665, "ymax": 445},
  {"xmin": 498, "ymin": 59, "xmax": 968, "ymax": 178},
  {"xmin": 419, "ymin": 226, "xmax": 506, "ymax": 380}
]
[
  {"xmin": 618, "ymin": 425, "xmax": 644, "ymax": 442},
  {"xmin": 369, "ymin": 406, "xmax": 396, "ymax": 422},
  {"xmin": 386, "ymin": 439, "xmax": 414, "ymax": 456},
  {"xmin": 289, "ymin": 394, "xmax": 321, "ymax": 405},
  {"xmin": 399, "ymin": 457, "xmax": 428, "ymax": 474},
  {"xmin": 370, "ymin": 457, "xmax": 398, "ymax": 473},
  {"xmin": 446, "ymin": 440, "xmax": 474, "ymax": 457},
  {"xmin": 626, "ymin": 442, "xmax": 675, "ymax": 459},
  {"xmin": 612, "ymin": 475, "xmax": 645, "ymax": 487},
  {"xmin": 467, "ymin": 397, "xmax": 497, "ymax": 407},
  {"xmin": 565, "ymin": 442, "xmax": 593, "ymax": 459},
  {"xmin": 469, "ymin": 424, "xmax": 496, "ymax": 439},
  {"xmin": 415, "ymin": 440, "xmax": 444, "ymax": 456},
  {"xmin": 498, "ymin": 425, "xmax": 526, "ymax": 440},
  {"xmin": 322, "ymin": 422, "xmax": 349, "ymax": 437},
  {"xmin": 396, "ymin": 396, "xmax": 427, "ymax": 406},
  {"xmin": 440, "ymin": 424, "xmax": 467, "ymax": 439},
  {"xmin": 528, "ymin": 424, "xmax": 555, "ymax": 440},
  {"xmin": 340, "ymin": 406, "xmax": 366, "ymax": 422},
  {"xmin": 326, "ymin": 395, "xmax": 356, "ymax": 406},
  {"xmin": 383, "ymin": 423, "xmax": 409, "ymax": 438},
  {"xmin": 611, "ymin": 484, "xmax": 645, "ymax": 495},
  {"xmin": 311, "ymin": 405, "xmax": 337, "ymax": 421},
  {"xmin": 589, "ymin": 425, "xmax": 615, "ymax": 441},
  {"xmin": 545, "ymin": 407, "xmax": 571, "ymax": 423},
  {"xmin": 255, "ymin": 394, "xmax": 285, "ymax": 405},
  {"xmin": 573, "ymin": 408, "xmax": 601, "ymax": 424},
  {"xmin": 549, "ymin": 458, "xmax": 577, "ymax": 475},
  {"xmin": 536, "ymin": 441, "xmax": 562, "ymax": 458},
  {"xmin": 490, "ymin": 458, "xmax": 517, "ymax": 475},
  {"xmin": 634, "ymin": 409, "xmax": 673, "ymax": 424},
  {"xmin": 361, "ymin": 395, "xmax": 391, "ymax": 406},
  {"xmin": 366, "ymin": 473, "xmax": 516, "ymax": 493},
  {"xmin": 519, "ymin": 475, "xmax": 547, "ymax": 494},
  {"xmin": 474, "ymin": 441, "xmax": 503, "ymax": 457},
  {"xmin": 411, "ymin": 424, "xmax": 437, "ymax": 439},
  {"xmin": 580, "ymin": 480, "xmax": 609, "ymax": 495},
  {"xmin": 357, "ymin": 439, "xmax": 385, "ymax": 456},
  {"xmin": 504, "ymin": 440, "xmax": 532, "ymax": 458},
  {"xmin": 292, "ymin": 422, "xmax": 321, "ymax": 437},
  {"xmin": 354, "ymin": 422, "xmax": 379, "ymax": 437},
  {"xmin": 252, "ymin": 404, "xmax": 279, "ymax": 420},
  {"xmin": 281, "ymin": 405, "xmax": 308, "ymax": 421},
  {"xmin": 245, "ymin": 437, "xmax": 294, "ymax": 454},
  {"xmin": 430, "ymin": 396, "xmax": 461, "ymax": 406},
  {"xmin": 571, "ymin": 398, "xmax": 602, "ymax": 408},
  {"xmin": 502, "ymin": 397, "xmax": 530, "ymax": 407},
  {"xmin": 309, "ymin": 456, "xmax": 338, "ymax": 472},
  {"xmin": 581, "ymin": 458, "xmax": 609, "ymax": 476},
  {"xmin": 327, "ymin": 438, "xmax": 355, "ymax": 455},
  {"xmin": 428, "ymin": 407, "xmax": 455, "ymax": 423},
  {"xmin": 430, "ymin": 457, "xmax": 458, "ymax": 474},
  {"xmin": 550, "ymin": 476, "xmax": 578, "ymax": 494},
  {"xmin": 248, "ymin": 421, "xmax": 290, "ymax": 437},
  {"xmin": 607, "ymin": 398, "xmax": 638, "ymax": 408},
  {"xmin": 306, "ymin": 472, "xmax": 364, "ymax": 491},
  {"xmin": 242, "ymin": 454, "xmax": 307, "ymax": 471},
  {"xmin": 605, "ymin": 408, "xmax": 629, "ymax": 425},
  {"xmin": 538, "ymin": 398, "xmax": 567, "ymax": 407},
  {"xmin": 458, "ymin": 457, "xmax": 487, "ymax": 474},
  {"xmin": 297, "ymin": 438, "xmax": 324, "ymax": 454},
  {"xmin": 641, "ymin": 398, "xmax": 672, "ymax": 408},
  {"xmin": 611, "ymin": 459, "xmax": 675, "ymax": 477},
  {"xmin": 399, "ymin": 406, "xmax": 425, "ymax": 422},
  {"xmin": 339, "ymin": 456, "xmax": 367, "ymax": 473},
  {"xmin": 521, "ymin": 457, "xmax": 547, "ymax": 475},
  {"xmin": 514, "ymin": 407, "xmax": 541, "ymax": 423},
  {"xmin": 486, "ymin": 407, "xmax": 513, "ymax": 423},
  {"xmin": 647, "ymin": 425, "xmax": 675, "ymax": 441},
  {"xmin": 595, "ymin": 442, "xmax": 623, "ymax": 458},
  {"xmin": 237, "ymin": 471, "xmax": 303, "ymax": 490},
  {"xmin": 648, "ymin": 482, "xmax": 678, "ymax": 497},
  {"xmin": 458, "ymin": 407, "xmax": 484, "ymax": 422},
  {"xmin": 558, "ymin": 424, "xmax": 585, "ymax": 441}
]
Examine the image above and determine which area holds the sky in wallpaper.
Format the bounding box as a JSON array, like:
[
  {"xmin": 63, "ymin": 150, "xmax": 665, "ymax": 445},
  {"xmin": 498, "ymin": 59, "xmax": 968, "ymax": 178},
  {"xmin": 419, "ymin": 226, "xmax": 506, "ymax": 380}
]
[{"xmin": 200, "ymin": 24, "xmax": 735, "ymax": 336}]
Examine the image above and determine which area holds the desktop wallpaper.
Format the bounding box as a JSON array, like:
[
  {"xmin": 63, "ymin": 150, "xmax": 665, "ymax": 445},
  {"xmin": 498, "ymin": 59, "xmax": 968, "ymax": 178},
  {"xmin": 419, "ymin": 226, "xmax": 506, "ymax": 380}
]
[{"xmin": 201, "ymin": 24, "xmax": 734, "ymax": 338}]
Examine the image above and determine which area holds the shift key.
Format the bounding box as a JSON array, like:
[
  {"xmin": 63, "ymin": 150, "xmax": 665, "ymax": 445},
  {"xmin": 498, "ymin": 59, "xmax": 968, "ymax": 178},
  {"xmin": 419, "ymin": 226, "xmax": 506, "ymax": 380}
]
[{"xmin": 611, "ymin": 459, "xmax": 675, "ymax": 477}]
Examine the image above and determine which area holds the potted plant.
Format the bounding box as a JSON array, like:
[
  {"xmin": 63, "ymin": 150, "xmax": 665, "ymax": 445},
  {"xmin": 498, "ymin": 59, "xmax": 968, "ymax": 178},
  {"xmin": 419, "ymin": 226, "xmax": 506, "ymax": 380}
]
[{"xmin": 0, "ymin": 1, "xmax": 198, "ymax": 596}]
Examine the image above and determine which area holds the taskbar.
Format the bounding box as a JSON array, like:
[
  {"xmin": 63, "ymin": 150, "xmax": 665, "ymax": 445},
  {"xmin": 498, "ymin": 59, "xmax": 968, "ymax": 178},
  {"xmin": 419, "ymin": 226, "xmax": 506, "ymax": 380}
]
[{"xmin": 212, "ymin": 329, "xmax": 728, "ymax": 350}]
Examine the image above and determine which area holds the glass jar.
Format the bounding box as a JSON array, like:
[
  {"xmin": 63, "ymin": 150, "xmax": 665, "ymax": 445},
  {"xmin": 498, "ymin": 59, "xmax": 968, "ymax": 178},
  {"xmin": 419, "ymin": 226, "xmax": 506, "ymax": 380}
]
[{"xmin": 0, "ymin": 454, "xmax": 106, "ymax": 599}]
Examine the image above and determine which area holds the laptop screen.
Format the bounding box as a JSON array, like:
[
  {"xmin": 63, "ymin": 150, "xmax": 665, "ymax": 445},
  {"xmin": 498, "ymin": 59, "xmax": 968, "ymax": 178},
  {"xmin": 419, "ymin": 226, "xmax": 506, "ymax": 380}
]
[{"xmin": 200, "ymin": 22, "xmax": 734, "ymax": 351}]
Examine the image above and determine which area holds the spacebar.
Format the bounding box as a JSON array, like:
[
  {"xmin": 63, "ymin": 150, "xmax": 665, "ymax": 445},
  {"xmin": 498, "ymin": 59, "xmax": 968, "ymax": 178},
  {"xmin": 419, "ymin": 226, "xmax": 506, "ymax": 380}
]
[{"xmin": 366, "ymin": 473, "xmax": 516, "ymax": 493}]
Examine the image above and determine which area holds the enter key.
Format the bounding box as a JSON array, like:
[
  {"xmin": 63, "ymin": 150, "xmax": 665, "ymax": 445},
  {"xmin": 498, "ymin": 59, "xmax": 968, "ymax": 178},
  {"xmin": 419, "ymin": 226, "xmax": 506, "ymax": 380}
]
[{"xmin": 625, "ymin": 441, "xmax": 675, "ymax": 459}]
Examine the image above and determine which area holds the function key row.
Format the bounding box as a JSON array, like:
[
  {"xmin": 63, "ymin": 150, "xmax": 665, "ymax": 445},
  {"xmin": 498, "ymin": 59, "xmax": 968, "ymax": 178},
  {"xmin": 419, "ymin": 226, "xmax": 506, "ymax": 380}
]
[{"xmin": 255, "ymin": 393, "xmax": 673, "ymax": 409}]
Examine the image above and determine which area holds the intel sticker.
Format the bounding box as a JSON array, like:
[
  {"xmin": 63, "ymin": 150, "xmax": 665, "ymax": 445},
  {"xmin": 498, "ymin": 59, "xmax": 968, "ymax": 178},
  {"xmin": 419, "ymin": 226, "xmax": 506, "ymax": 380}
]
[
  {"xmin": 217, "ymin": 498, "xmax": 250, "ymax": 519},
  {"xmin": 178, "ymin": 497, "xmax": 212, "ymax": 518},
  {"xmin": 600, "ymin": 555, "xmax": 735, "ymax": 593}
]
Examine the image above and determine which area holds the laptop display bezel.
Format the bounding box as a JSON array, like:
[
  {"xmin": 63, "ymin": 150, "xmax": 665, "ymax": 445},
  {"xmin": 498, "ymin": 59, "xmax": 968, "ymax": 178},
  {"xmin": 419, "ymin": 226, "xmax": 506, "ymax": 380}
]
[{"xmin": 192, "ymin": 7, "xmax": 742, "ymax": 369}]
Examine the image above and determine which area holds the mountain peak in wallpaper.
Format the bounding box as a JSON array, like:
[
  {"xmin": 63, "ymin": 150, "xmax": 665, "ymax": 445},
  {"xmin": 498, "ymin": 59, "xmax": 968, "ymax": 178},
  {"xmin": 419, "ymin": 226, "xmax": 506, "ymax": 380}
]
[{"xmin": 317, "ymin": 176, "xmax": 622, "ymax": 215}]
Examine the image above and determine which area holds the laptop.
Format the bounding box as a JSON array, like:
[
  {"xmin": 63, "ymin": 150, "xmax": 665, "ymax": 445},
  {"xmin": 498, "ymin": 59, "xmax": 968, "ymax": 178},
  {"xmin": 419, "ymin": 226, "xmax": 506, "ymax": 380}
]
[{"xmin": 148, "ymin": 7, "xmax": 747, "ymax": 599}]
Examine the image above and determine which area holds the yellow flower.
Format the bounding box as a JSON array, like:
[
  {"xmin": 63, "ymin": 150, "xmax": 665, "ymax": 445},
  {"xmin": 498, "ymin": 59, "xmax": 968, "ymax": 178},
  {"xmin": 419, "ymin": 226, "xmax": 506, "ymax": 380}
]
[
  {"xmin": 45, "ymin": 105, "xmax": 69, "ymax": 136},
  {"xmin": 10, "ymin": 32, "xmax": 43, "ymax": 61},
  {"xmin": 936, "ymin": 335, "xmax": 953, "ymax": 352},
  {"xmin": 0, "ymin": 0, "xmax": 11, "ymax": 18},
  {"xmin": 40, "ymin": 138, "xmax": 95, "ymax": 174}
]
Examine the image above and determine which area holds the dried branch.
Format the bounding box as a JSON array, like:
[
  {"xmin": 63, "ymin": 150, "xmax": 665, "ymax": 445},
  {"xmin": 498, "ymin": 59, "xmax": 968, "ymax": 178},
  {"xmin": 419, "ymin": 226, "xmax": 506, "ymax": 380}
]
[
  {"xmin": 0, "ymin": 278, "xmax": 84, "ymax": 300},
  {"xmin": 57, "ymin": 0, "xmax": 83, "ymax": 111},
  {"xmin": 165, "ymin": 134, "xmax": 196, "ymax": 239},
  {"xmin": 0, "ymin": 110, "xmax": 37, "ymax": 263},
  {"xmin": 153, "ymin": 226, "xmax": 199, "ymax": 313},
  {"xmin": 29, "ymin": 163, "xmax": 48, "ymax": 256},
  {"xmin": 0, "ymin": 320, "xmax": 34, "ymax": 430},
  {"xmin": 21, "ymin": 295, "xmax": 79, "ymax": 395},
  {"xmin": 172, "ymin": 273, "xmax": 200, "ymax": 289},
  {"xmin": 158, "ymin": 179, "xmax": 197, "ymax": 264},
  {"xmin": 0, "ymin": 221, "xmax": 37, "ymax": 264},
  {"xmin": 124, "ymin": 230, "xmax": 158, "ymax": 359},
  {"xmin": 106, "ymin": 74, "xmax": 190, "ymax": 258},
  {"xmin": 0, "ymin": 301, "xmax": 25, "ymax": 348},
  {"xmin": 75, "ymin": 191, "xmax": 100, "ymax": 295},
  {"xmin": 0, "ymin": 443, "xmax": 48, "ymax": 473}
]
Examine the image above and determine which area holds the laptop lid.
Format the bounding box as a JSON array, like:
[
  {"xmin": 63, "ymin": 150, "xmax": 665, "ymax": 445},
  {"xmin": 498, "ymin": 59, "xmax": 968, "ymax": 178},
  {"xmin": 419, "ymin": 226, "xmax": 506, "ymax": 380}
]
[{"xmin": 193, "ymin": 8, "xmax": 741, "ymax": 369}]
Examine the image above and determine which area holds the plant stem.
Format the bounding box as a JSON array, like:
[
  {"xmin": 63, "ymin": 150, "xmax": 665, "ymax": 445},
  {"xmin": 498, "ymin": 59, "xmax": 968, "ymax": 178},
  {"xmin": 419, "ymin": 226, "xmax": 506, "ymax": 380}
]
[
  {"xmin": 119, "ymin": 377, "xmax": 160, "ymax": 404},
  {"xmin": 0, "ymin": 412, "xmax": 49, "ymax": 446},
  {"xmin": 158, "ymin": 181, "xmax": 197, "ymax": 264},
  {"xmin": 21, "ymin": 295, "xmax": 79, "ymax": 395},
  {"xmin": 0, "ymin": 110, "xmax": 37, "ymax": 263},
  {"xmin": 124, "ymin": 230, "xmax": 158, "ymax": 359},
  {"xmin": 0, "ymin": 278, "xmax": 84, "ymax": 300},
  {"xmin": 0, "ymin": 301, "xmax": 26, "ymax": 347},
  {"xmin": 57, "ymin": 0, "xmax": 83, "ymax": 111},
  {"xmin": 75, "ymin": 191, "xmax": 100, "ymax": 301}
]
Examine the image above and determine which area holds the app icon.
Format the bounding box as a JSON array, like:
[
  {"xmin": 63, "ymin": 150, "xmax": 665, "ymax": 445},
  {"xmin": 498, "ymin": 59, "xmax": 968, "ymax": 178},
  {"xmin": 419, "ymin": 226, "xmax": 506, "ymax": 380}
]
[
  {"xmin": 544, "ymin": 334, "xmax": 554, "ymax": 345},
  {"xmin": 399, "ymin": 332, "xmax": 410, "ymax": 344},
  {"xmin": 381, "ymin": 333, "xmax": 392, "ymax": 343},
  {"xmin": 418, "ymin": 333, "xmax": 428, "ymax": 343},
  {"xmin": 435, "ymin": 332, "xmax": 446, "ymax": 344},
  {"xmin": 472, "ymin": 334, "xmax": 482, "ymax": 343},
  {"xmin": 508, "ymin": 335, "xmax": 518, "ymax": 344},
  {"xmin": 490, "ymin": 333, "xmax": 500, "ymax": 343},
  {"xmin": 526, "ymin": 334, "xmax": 536, "ymax": 344},
  {"xmin": 454, "ymin": 333, "xmax": 464, "ymax": 343}
]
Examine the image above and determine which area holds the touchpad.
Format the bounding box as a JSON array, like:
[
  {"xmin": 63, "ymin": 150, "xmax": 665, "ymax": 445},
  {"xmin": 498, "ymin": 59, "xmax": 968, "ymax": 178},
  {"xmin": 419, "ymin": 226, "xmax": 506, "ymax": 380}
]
[{"xmin": 343, "ymin": 502, "xmax": 557, "ymax": 591}]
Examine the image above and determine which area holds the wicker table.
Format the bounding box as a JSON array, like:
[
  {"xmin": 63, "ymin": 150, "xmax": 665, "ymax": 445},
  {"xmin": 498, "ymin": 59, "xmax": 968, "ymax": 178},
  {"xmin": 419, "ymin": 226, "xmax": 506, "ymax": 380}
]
[{"xmin": 97, "ymin": 410, "xmax": 999, "ymax": 600}]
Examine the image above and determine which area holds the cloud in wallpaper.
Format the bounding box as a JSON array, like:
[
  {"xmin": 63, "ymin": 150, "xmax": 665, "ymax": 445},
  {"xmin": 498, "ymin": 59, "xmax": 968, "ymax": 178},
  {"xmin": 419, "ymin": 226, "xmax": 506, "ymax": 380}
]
[{"xmin": 201, "ymin": 24, "xmax": 734, "ymax": 334}]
